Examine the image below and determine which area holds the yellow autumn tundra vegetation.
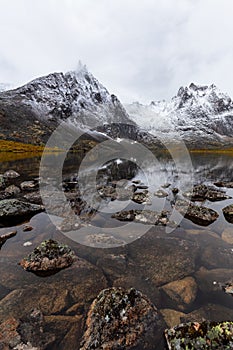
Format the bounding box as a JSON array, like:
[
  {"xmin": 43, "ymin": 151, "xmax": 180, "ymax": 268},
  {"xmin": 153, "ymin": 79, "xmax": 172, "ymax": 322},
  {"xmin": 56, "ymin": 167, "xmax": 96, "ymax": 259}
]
[{"xmin": 0, "ymin": 140, "xmax": 63, "ymax": 162}]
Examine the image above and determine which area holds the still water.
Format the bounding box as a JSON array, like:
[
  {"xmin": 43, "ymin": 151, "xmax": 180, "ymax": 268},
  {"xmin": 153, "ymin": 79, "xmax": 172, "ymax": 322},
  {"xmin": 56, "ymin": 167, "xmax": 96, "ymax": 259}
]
[{"xmin": 0, "ymin": 151, "xmax": 233, "ymax": 349}]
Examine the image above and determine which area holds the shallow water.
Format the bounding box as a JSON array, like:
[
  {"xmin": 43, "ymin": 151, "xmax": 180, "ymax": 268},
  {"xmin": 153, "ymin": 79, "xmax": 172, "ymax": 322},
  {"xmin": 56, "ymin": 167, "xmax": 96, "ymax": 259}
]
[{"xmin": 1, "ymin": 151, "xmax": 233, "ymax": 349}]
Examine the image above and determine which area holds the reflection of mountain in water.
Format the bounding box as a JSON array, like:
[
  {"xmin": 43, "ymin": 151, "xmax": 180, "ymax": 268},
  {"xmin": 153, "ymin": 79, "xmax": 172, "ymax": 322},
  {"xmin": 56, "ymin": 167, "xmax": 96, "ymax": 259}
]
[
  {"xmin": 190, "ymin": 154, "xmax": 233, "ymax": 183},
  {"xmin": 140, "ymin": 153, "xmax": 233, "ymax": 188}
]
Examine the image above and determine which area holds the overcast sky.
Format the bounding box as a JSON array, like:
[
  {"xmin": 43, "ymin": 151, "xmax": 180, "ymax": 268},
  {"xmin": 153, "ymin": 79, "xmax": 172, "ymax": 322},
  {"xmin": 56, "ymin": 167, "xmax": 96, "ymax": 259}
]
[{"xmin": 0, "ymin": 0, "xmax": 233, "ymax": 103}]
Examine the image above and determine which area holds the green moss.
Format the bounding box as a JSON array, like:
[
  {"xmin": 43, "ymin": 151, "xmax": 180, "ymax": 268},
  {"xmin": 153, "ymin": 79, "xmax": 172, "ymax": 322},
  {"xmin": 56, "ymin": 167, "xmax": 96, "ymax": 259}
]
[{"xmin": 165, "ymin": 321, "xmax": 233, "ymax": 349}]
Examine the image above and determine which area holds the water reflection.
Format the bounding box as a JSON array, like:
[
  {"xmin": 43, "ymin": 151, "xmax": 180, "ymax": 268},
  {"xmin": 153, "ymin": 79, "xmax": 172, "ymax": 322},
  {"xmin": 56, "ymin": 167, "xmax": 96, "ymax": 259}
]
[{"xmin": 0, "ymin": 151, "xmax": 233, "ymax": 349}]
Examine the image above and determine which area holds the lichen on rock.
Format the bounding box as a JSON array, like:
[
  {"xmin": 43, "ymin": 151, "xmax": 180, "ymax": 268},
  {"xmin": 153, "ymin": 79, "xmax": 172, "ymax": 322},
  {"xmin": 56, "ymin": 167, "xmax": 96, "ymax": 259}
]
[
  {"xmin": 19, "ymin": 239, "xmax": 75, "ymax": 276},
  {"xmin": 80, "ymin": 287, "xmax": 165, "ymax": 350},
  {"xmin": 165, "ymin": 321, "xmax": 233, "ymax": 349}
]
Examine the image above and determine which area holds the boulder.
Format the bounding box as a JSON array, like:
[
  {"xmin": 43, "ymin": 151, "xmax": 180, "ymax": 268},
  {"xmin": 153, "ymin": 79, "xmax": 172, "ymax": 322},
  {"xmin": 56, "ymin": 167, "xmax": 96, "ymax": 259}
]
[
  {"xmin": 160, "ymin": 277, "xmax": 197, "ymax": 311},
  {"xmin": 80, "ymin": 287, "xmax": 165, "ymax": 350},
  {"xmin": 5, "ymin": 184, "xmax": 21, "ymax": 197},
  {"xmin": 19, "ymin": 239, "xmax": 75, "ymax": 276},
  {"xmin": 221, "ymin": 228, "xmax": 233, "ymax": 244},
  {"xmin": 0, "ymin": 230, "xmax": 17, "ymax": 248},
  {"xmin": 0, "ymin": 310, "xmax": 55, "ymax": 350},
  {"xmin": 112, "ymin": 209, "xmax": 172, "ymax": 226},
  {"xmin": 3, "ymin": 169, "xmax": 20, "ymax": 179},
  {"xmin": 160, "ymin": 309, "xmax": 186, "ymax": 328},
  {"xmin": 0, "ymin": 199, "xmax": 44, "ymax": 226},
  {"xmin": 132, "ymin": 190, "xmax": 151, "ymax": 204},
  {"xmin": 128, "ymin": 229, "xmax": 198, "ymax": 287},
  {"xmin": 183, "ymin": 184, "xmax": 230, "ymax": 202},
  {"xmin": 175, "ymin": 199, "xmax": 219, "ymax": 226},
  {"xmin": 165, "ymin": 321, "xmax": 233, "ymax": 349},
  {"xmin": 223, "ymin": 204, "xmax": 233, "ymax": 223}
]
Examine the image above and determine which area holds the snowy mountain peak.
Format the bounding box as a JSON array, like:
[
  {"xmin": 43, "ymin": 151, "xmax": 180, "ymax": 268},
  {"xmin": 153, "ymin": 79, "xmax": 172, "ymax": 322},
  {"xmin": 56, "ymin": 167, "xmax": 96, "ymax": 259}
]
[
  {"xmin": 126, "ymin": 83, "xmax": 233, "ymax": 147},
  {"xmin": 2, "ymin": 65, "xmax": 130, "ymax": 128},
  {"xmin": 174, "ymin": 82, "xmax": 233, "ymax": 112}
]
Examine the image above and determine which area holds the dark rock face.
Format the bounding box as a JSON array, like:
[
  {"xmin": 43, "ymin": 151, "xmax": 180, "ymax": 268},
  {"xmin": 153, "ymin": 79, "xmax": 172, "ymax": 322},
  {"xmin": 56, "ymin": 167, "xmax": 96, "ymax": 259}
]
[
  {"xmin": 127, "ymin": 83, "xmax": 233, "ymax": 149},
  {"xmin": 80, "ymin": 287, "xmax": 165, "ymax": 350},
  {"xmin": 165, "ymin": 321, "xmax": 233, "ymax": 350},
  {"xmin": 0, "ymin": 66, "xmax": 134, "ymax": 144},
  {"xmin": 175, "ymin": 199, "xmax": 219, "ymax": 226},
  {"xmin": 19, "ymin": 239, "xmax": 75, "ymax": 276},
  {"xmin": 222, "ymin": 204, "xmax": 233, "ymax": 223},
  {"xmin": 96, "ymin": 123, "xmax": 162, "ymax": 147},
  {"xmin": 0, "ymin": 199, "xmax": 44, "ymax": 226}
]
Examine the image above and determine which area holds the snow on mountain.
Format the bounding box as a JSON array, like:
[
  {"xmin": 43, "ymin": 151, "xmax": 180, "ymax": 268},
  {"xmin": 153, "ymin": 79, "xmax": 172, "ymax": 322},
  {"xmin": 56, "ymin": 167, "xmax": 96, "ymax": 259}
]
[
  {"xmin": 0, "ymin": 64, "xmax": 156, "ymax": 145},
  {"xmin": 126, "ymin": 83, "xmax": 233, "ymax": 147},
  {"xmin": 8, "ymin": 63, "xmax": 131, "ymax": 129}
]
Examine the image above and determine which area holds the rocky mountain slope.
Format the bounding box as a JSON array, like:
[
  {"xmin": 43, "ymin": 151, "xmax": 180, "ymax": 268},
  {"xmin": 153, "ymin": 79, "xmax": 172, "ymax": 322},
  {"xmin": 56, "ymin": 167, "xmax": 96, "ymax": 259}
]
[
  {"xmin": 0, "ymin": 65, "xmax": 145, "ymax": 145},
  {"xmin": 126, "ymin": 83, "xmax": 233, "ymax": 148},
  {"xmin": 1, "ymin": 69, "xmax": 233, "ymax": 149}
]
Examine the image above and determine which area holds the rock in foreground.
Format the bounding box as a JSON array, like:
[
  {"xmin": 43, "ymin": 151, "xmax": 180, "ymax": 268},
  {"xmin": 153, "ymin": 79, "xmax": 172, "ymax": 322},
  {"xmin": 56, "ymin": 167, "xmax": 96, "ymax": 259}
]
[
  {"xmin": 223, "ymin": 204, "xmax": 233, "ymax": 224},
  {"xmin": 112, "ymin": 209, "xmax": 171, "ymax": 226},
  {"xmin": 0, "ymin": 199, "xmax": 44, "ymax": 226},
  {"xmin": 80, "ymin": 287, "xmax": 165, "ymax": 350},
  {"xmin": 0, "ymin": 309, "xmax": 54, "ymax": 350},
  {"xmin": 165, "ymin": 321, "xmax": 233, "ymax": 349},
  {"xmin": 183, "ymin": 184, "xmax": 230, "ymax": 202},
  {"xmin": 0, "ymin": 230, "xmax": 17, "ymax": 249},
  {"xmin": 175, "ymin": 200, "xmax": 219, "ymax": 226},
  {"xmin": 19, "ymin": 239, "xmax": 75, "ymax": 276}
]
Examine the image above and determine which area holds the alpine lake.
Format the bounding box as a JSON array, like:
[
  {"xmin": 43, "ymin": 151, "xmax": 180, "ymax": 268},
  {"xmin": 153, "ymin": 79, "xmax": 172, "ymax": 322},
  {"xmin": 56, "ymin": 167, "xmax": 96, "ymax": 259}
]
[{"xmin": 1, "ymin": 143, "xmax": 233, "ymax": 350}]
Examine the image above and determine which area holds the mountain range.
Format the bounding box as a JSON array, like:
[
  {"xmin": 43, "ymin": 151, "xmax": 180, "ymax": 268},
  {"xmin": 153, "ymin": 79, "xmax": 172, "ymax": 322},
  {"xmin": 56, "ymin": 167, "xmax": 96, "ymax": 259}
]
[
  {"xmin": 0, "ymin": 65, "xmax": 233, "ymax": 149},
  {"xmin": 126, "ymin": 83, "xmax": 233, "ymax": 148}
]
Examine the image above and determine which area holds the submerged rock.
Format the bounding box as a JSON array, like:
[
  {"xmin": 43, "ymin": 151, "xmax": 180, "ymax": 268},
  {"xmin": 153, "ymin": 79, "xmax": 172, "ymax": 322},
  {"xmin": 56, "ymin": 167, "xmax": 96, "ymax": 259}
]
[
  {"xmin": 19, "ymin": 239, "xmax": 75, "ymax": 276},
  {"xmin": 223, "ymin": 204, "xmax": 233, "ymax": 223},
  {"xmin": 80, "ymin": 287, "xmax": 165, "ymax": 350},
  {"xmin": 160, "ymin": 309, "xmax": 186, "ymax": 328},
  {"xmin": 0, "ymin": 309, "xmax": 55, "ymax": 350},
  {"xmin": 175, "ymin": 199, "xmax": 219, "ymax": 226},
  {"xmin": 0, "ymin": 230, "xmax": 17, "ymax": 248},
  {"xmin": 0, "ymin": 199, "xmax": 44, "ymax": 226},
  {"xmin": 160, "ymin": 277, "xmax": 197, "ymax": 311},
  {"xmin": 221, "ymin": 228, "xmax": 233, "ymax": 244},
  {"xmin": 165, "ymin": 321, "xmax": 233, "ymax": 349},
  {"xmin": 183, "ymin": 184, "xmax": 230, "ymax": 202},
  {"xmin": 112, "ymin": 209, "xmax": 172, "ymax": 226}
]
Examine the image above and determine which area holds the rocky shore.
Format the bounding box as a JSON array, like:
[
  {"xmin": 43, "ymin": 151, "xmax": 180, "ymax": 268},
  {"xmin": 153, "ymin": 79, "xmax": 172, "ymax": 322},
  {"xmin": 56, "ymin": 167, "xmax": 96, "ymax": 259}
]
[{"xmin": 0, "ymin": 166, "xmax": 233, "ymax": 349}]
